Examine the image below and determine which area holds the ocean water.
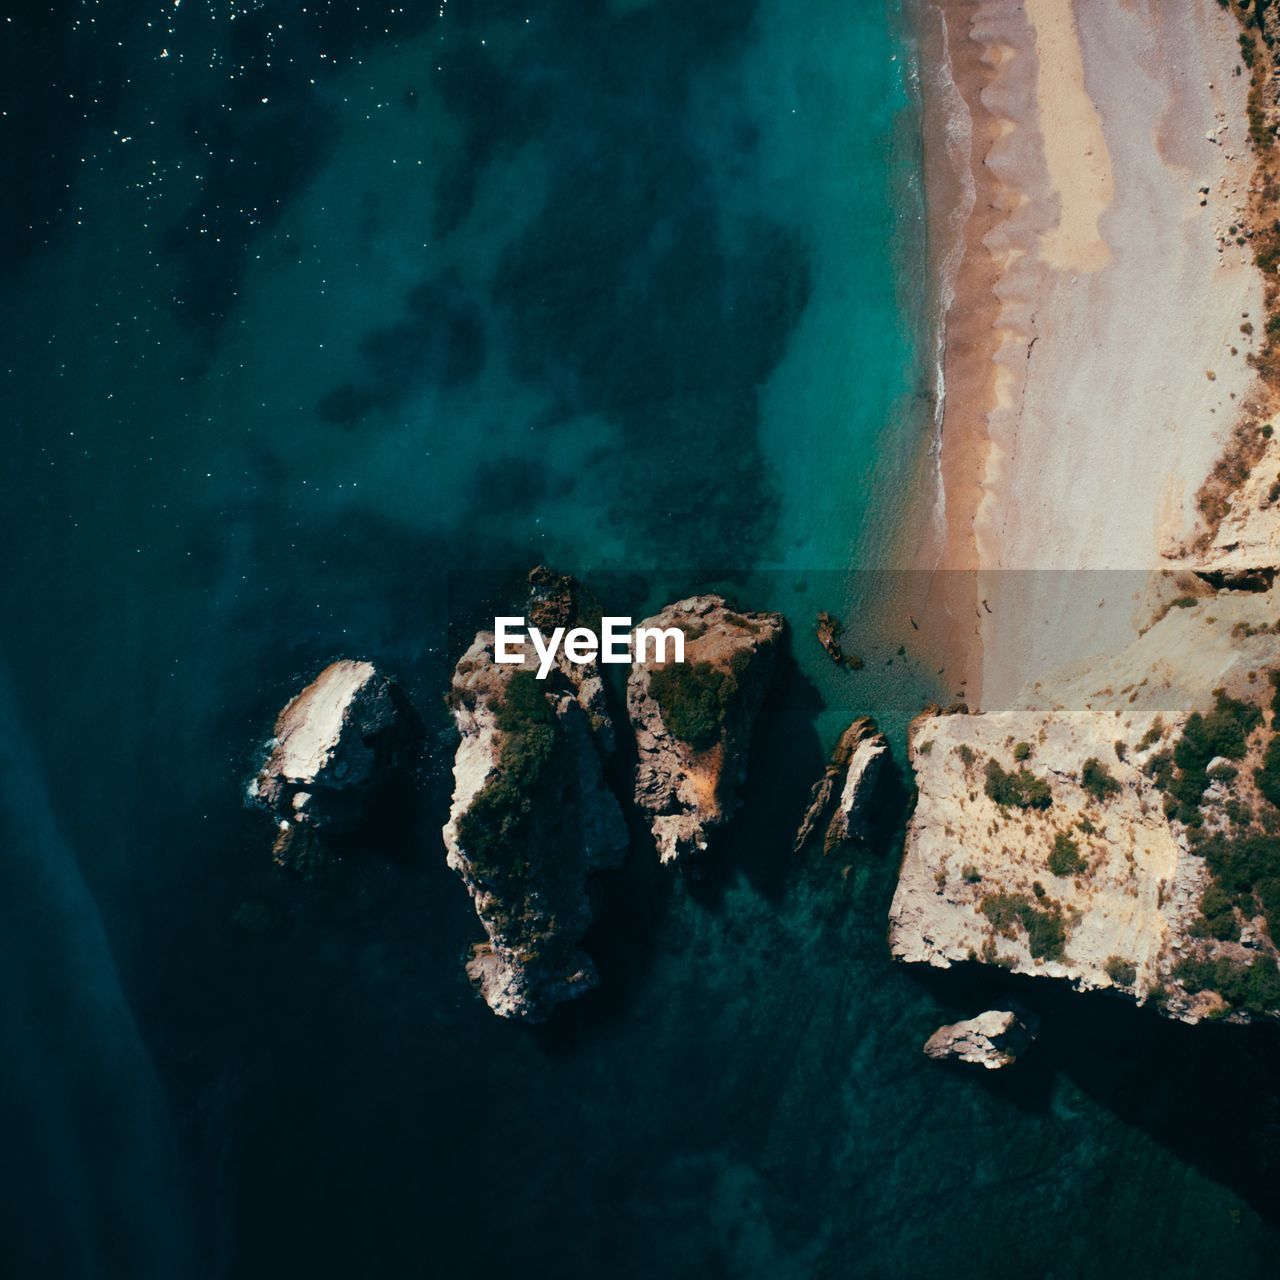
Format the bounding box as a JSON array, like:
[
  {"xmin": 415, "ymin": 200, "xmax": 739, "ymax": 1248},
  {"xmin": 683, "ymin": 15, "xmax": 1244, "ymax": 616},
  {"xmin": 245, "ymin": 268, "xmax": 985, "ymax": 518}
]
[{"xmin": 1, "ymin": 1, "xmax": 1278, "ymax": 1276}]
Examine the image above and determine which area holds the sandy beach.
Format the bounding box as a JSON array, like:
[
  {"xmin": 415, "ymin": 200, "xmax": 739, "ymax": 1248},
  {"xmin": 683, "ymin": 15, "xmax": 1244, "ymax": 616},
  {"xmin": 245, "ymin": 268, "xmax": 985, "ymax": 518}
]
[{"xmin": 917, "ymin": 0, "xmax": 1267, "ymax": 708}]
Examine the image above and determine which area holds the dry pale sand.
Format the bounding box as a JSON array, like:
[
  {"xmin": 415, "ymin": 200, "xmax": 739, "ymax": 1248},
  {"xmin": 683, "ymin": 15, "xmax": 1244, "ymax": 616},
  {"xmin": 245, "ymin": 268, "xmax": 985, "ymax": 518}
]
[{"xmin": 919, "ymin": 0, "xmax": 1265, "ymax": 708}]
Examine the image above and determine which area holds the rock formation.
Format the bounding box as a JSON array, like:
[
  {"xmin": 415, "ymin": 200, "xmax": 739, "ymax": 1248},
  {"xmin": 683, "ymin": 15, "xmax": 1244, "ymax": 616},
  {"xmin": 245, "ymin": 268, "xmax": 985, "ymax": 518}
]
[
  {"xmin": 792, "ymin": 716, "xmax": 889, "ymax": 853},
  {"xmin": 815, "ymin": 611, "xmax": 844, "ymax": 664},
  {"xmin": 444, "ymin": 570, "xmax": 627, "ymax": 1021},
  {"xmin": 890, "ymin": 583, "xmax": 1280, "ymax": 1024},
  {"xmin": 628, "ymin": 596, "xmax": 785, "ymax": 866},
  {"xmin": 923, "ymin": 1008, "xmax": 1038, "ymax": 1070},
  {"xmin": 249, "ymin": 659, "xmax": 413, "ymax": 870}
]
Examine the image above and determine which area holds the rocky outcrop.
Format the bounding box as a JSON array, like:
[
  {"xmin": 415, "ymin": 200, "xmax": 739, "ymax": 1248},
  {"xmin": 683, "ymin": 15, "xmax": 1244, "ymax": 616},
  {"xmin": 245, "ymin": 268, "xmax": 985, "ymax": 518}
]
[
  {"xmin": 444, "ymin": 572, "xmax": 627, "ymax": 1022},
  {"xmin": 815, "ymin": 611, "xmax": 845, "ymax": 664},
  {"xmin": 249, "ymin": 660, "xmax": 413, "ymax": 870},
  {"xmin": 792, "ymin": 717, "xmax": 889, "ymax": 853},
  {"xmin": 923, "ymin": 1008, "xmax": 1038, "ymax": 1070},
  {"xmin": 1195, "ymin": 566, "xmax": 1275, "ymax": 594},
  {"xmin": 628, "ymin": 596, "xmax": 785, "ymax": 866},
  {"xmin": 890, "ymin": 586, "xmax": 1280, "ymax": 1024}
]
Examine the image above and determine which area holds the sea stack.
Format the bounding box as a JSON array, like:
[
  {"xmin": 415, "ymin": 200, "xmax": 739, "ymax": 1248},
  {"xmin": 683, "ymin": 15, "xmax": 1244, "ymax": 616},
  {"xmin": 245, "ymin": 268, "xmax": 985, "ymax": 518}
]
[
  {"xmin": 249, "ymin": 659, "xmax": 414, "ymax": 870},
  {"xmin": 793, "ymin": 716, "xmax": 890, "ymax": 854},
  {"xmin": 443, "ymin": 569, "xmax": 627, "ymax": 1022},
  {"xmin": 628, "ymin": 595, "xmax": 785, "ymax": 866}
]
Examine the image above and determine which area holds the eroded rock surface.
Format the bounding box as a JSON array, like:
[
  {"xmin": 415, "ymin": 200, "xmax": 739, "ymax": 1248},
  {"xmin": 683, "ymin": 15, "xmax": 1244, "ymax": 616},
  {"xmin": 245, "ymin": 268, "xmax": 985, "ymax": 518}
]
[
  {"xmin": 444, "ymin": 573, "xmax": 626, "ymax": 1021},
  {"xmin": 249, "ymin": 659, "xmax": 413, "ymax": 869},
  {"xmin": 923, "ymin": 1009, "xmax": 1038, "ymax": 1070},
  {"xmin": 793, "ymin": 716, "xmax": 889, "ymax": 853},
  {"xmin": 628, "ymin": 596, "xmax": 784, "ymax": 866},
  {"xmin": 890, "ymin": 587, "xmax": 1280, "ymax": 1024}
]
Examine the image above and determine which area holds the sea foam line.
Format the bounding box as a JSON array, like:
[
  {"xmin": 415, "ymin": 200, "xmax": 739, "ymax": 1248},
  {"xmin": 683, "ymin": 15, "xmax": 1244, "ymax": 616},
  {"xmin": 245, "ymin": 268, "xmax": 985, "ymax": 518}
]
[{"xmin": 919, "ymin": 3, "xmax": 976, "ymax": 562}]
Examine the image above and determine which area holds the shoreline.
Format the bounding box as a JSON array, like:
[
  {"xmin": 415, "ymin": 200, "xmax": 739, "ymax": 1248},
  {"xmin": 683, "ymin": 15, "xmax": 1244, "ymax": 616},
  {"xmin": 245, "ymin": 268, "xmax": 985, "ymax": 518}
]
[
  {"xmin": 886, "ymin": 0, "xmax": 990, "ymax": 711},
  {"xmin": 910, "ymin": 0, "xmax": 1267, "ymax": 709}
]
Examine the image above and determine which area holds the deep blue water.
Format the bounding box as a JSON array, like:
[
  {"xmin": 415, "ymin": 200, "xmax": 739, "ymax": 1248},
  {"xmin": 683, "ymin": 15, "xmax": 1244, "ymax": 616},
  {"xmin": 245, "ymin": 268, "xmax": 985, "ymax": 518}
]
[{"xmin": 2, "ymin": 2, "xmax": 1279, "ymax": 1276}]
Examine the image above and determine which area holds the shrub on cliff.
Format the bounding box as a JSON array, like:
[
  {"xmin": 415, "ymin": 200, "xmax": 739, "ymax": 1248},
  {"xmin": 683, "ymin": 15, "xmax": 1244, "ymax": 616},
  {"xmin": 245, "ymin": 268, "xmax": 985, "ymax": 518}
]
[
  {"xmin": 1080, "ymin": 757, "xmax": 1121, "ymax": 802},
  {"xmin": 1256, "ymin": 734, "xmax": 1280, "ymax": 810},
  {"xmin": 496, "ymin": 669, "xmax": 555, "ymax": 733},
  {"xmin": 1195, "ymin": 882, "xmax": 1241, "ymax": 942},
  {"xmin": 1104, "ymin": 956, "xmax": 1137, "ymax": 988},
  {"xmin": 984, "ymin": 759, "xmax": 1052, "ymax": 810},
  {"xmin": 1162, "ymin": 692, "xmax": 1263, "ymax": 823},
  {"xmin": 457, "ymin": 672, "xmax": 559, "ymax": 886},
  {"xmin": 980, "ymin": 891, "xmax": 1066, "ymax": 961},
  {"xmin": 1199, "ymin": 828, "xmax": 1280, "ymax": 937},
  {"xmin": 1048, "ymin": 832, "xmax": 1086, "ymax": 878},
  {"xmin": 1175, "ymin": 953, "xmax": 1280, "ymax": 1017},
  {"xmin": 649, "ymin": 657, "xmax": 748, "ymax": 752}
]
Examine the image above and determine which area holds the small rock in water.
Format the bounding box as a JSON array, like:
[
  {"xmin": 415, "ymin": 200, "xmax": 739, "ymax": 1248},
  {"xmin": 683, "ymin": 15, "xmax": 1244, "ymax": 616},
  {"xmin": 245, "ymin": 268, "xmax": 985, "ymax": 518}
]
[
  {"xmin": 923, "ymin": 1008, "xmax": 1039, "ymax": 1070},
  {"xmin": 248, "ymin": 659, "xmax": 415, "ymax": 870}
]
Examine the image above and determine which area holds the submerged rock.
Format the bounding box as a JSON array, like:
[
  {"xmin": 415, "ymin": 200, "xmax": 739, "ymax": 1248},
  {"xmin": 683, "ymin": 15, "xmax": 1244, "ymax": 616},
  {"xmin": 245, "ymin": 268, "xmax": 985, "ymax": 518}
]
[
  {"xmin": 628, "ymin": 596, "xmax": 785, "ymax": 866},
  {"xmin": 793, "ymin": 717, "xmax": 890, "ymax": 853},
  {"xmin": 923, "ymin": 1008, "xmax": 1038, "ymax": 1070},
  {"xmin": 249, "ymin": 659, "xmax": 413, "ymax": 870},
  {"xmin": 444, "ymin": 572, "xmax": 627, "ymax": 1022},
  {"xmin": 815, "ymin": 611, "xmax": 845, "ymax": 664}
]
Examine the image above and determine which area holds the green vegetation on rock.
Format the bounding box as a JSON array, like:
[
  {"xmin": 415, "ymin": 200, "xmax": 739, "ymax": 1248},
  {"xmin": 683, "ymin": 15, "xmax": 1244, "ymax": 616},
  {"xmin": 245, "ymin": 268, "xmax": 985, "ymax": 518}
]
[
  {"xmin": 1256, "ymin": 735, "xmax": 1280, "ymax": 809},
  {"xmin": 1174, "ymin": 953, "xmax": 1280, "ymax": 1018},
  {"xmin": 649, "ymin": 652, "xmax": 751, "ymax": 752},
  {"xmin": 457, "ymin": 671, "xmax": 558, "ymax": 888},
  {"xmin": 1153, "ymin": 691, "xmax": 1262, "ymax": 824},
  {"xmin": 980, "ymin": 890, "xmax": 1066, "ymax": 961},
  {"xmin": 984, "ymin": 758, "xmax": 1052, "ymax": 811},
  {"xmin": 1048, "ymin": 831, "xmax": 1085, "ymax": 878},
  {"xmin": 1196, "ymin": 828, "xmax": 1280, "ymax": 940},
  {"xmin": 1194, "ymin": 882, "xmax": 1241, "ymax": 942},
  {"xmin": 1080, "ymin": 757, "xmax": 1121, "ymax": 802}
]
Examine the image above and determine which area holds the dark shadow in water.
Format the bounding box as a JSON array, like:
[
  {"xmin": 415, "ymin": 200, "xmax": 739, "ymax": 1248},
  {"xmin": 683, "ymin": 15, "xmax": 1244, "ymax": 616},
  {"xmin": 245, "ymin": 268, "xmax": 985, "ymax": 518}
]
[
  {"xmin": 533, "ymin": 580, "xmax": 675, "ymax": 1049},
  {"xmin": 685, "ymin": 646, "xmax": 827, "ymax": 908},
  {"xmin": 161, "ymin": 1, "xmax": 439, "ymax": 342},
  {"xmin": 310, "ymin": 753, "xmax": 427, "ymax": 873},
  {"xmin": 316, "ymin": 276, "xmax": 487, "ymax": 425},
  {"xmin": 906, "ymin": 960, "xmax": 1280, "ymax": 1226}
]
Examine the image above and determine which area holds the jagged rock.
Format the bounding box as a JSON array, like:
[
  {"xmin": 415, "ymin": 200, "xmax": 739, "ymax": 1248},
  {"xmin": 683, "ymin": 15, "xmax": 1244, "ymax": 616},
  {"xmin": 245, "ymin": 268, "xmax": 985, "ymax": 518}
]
[
  {"xmin": 815, "ymin": 611, "xmax": 845, "ymax": 664},
  {"xmin": 628, "ymin": 596, "xmax": 785, "ymax": 866},
  {"xmin": 923, "ymin": 1009, "xmax": 1039, "ymax": 1070},
  {"xmin": 525, "ymin": 564, "xmax": 614, "ymax": 751},
  {"xmin": 248, "ymin": 660, "xmax": 413, "ymax": 869},
  {"xmin": 443, "ymin": 575, "xmax": 627, "ymax": 1022},
  {"xmin": 792, "ymin": 717, "xmax": 889, "ymax": 853}
]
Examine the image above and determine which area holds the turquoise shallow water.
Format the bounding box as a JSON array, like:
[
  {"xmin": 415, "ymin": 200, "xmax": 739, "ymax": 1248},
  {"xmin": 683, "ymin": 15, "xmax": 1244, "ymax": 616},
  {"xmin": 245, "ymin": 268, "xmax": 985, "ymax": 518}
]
[{"xmin": 1, "ymin": 1, "xmax": 1279, "ymax": 1275}]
